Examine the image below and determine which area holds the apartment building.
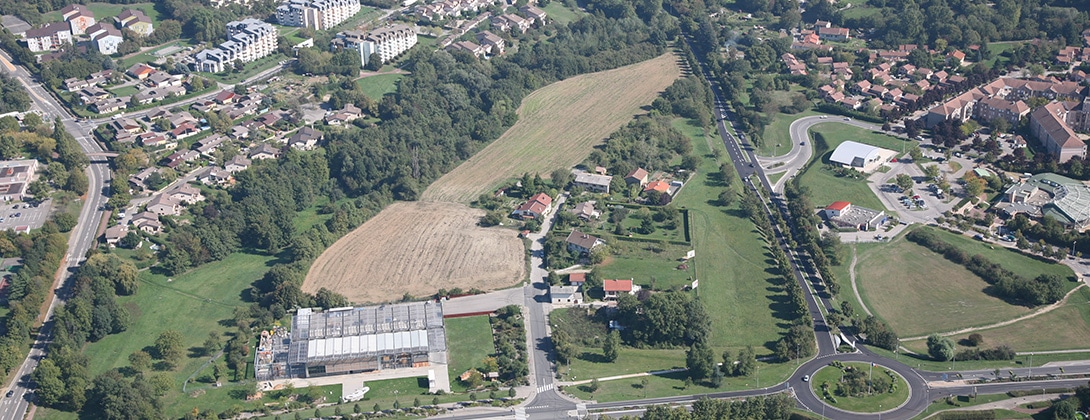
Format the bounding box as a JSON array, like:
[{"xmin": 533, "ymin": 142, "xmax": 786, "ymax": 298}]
[
  {"xmin": 194, "ymin": 19, "xmax": 278, "ymax": 73},
  {"xmin": 60, "ymin": 4, "xmax": 95, "ymax": 35},
  {"xmin": 115, "ymin": 9, "xmax": 154, "ymax": 37},
  {"xmin": 277, "ymin": 0, "xmax": 361, "ymax": 30},
  {"xmin": 86, "ymin": 23, "xmax": 124, "ymax": 55},
  {"xmin": 1030, "ymin": 101, "xmax": 1087, "ymax": 163},
  {"xmin": 23, "ymin": 22, "xmax": 72, "ymax": 52},
  {"xmin": 331, "ymin": 24, "xmax": 417, "ymax": 67}
]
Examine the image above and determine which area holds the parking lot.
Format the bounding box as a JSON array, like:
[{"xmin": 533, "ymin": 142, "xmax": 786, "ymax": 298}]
[{"xmin": 0, "ymin": 199, "xmax": 52, "ymax": 232}]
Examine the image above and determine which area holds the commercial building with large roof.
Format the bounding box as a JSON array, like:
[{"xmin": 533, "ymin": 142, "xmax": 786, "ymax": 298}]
[
  {"xmin": 255, "ymin": 301, "xmax": 447, "ymax": 382},
  {"xmin": 1002, "ymin": 172, "xmax": 1090, "ymax": 231},
  {"xmin": 829, "ymin": 141, "xmax": 896, "ymax": 172}
]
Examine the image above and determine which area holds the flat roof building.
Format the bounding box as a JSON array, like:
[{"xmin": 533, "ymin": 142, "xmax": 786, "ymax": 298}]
[{"xmin": 256, "ymin": 301, "xmax": 448, "ymax": 381}]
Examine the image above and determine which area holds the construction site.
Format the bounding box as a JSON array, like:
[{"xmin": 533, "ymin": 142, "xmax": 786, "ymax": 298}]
[{"xmin": 255, "ymin": 301, "xmax": 449, "ymax": 383}]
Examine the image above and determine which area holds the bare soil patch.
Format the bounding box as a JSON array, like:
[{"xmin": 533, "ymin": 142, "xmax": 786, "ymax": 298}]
[
  {"xmin": 421, "ymin": 53, "xmax": 683, "ymax": 203},
  {"xmin": 304, "ymin": 201, "xmax": 525, "ymax": 303}
]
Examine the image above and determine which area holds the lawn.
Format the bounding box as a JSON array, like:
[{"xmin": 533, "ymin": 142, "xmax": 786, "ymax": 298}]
[
  {"xmin": 758, "ymin": 110, "xmax": 819, "ymax": 156},
  {"xmin": 810, "ymin": 362, "xmax": 909, "ymax": 413},
  {"xmin": 854, "ymin": 231, "xmax": 1033, "ymax": 337},
  {"xmin": 902, "ymin": 287, "xmax": 1090, "ymax": 354},
  {"xmin": 357, "ymin": 73, "xmax": 404, "ymax": 99},
  {"xmin": 541, "ymin": 2, "xmax": 587, "ymax": 24},
  {"xmin": 204, "ymin": 53, "xmax": 288, "ymax": 84},
  {"xmin": 563, "ymin": 360, "xmax": 799, "ymax": 402},
  {"xmin": 444, "ymin": 316, "xmax": 495, "ymax": 392},
  {"xmin": 910, "ymin": 393, "xmax": 1033, "ymax": 420},
  {"xmin": 44, "ymin": 2, "xmax": 163, "ymax": 24},
  {"xmin": 670, "ymin": 118, "xmax": 792, "ymax": 353},
  {"xmin": 80, "ymin": 252, "xmax": 279, "ymax": 417},
  {"xmin": 597, "ymin": 241, "xmax": 695, "ymax": 292},
  {"xmin": 916, "ymin": 227, "xmax": 1075, "ymax": 282},
  {"xmin": 420, "ymin": 53, "xmax": 682, "ymax": 203},
  {"xmin": 109, "ymin": 85, "xmax": 139, "ymax": 97}
]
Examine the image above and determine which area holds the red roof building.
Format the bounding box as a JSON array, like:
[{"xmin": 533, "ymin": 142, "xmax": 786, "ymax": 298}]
[
  {"xmin": 511, "ymin": 192, "xmax": 552, "ymax": 219},
  {"xmin": 603, "ymin": 279, "xmax": 639, "ymax": 300},
  {"xmin": 644, "ymin": 181, "xmax": 670, "ymax": 193},
  {"xmin": 825, "ymin": 201, "xmax": 851, "ymax": 217}
]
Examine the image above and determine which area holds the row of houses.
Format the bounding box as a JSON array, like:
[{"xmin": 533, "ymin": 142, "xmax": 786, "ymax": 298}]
[
  {"xmin": 447, "ymin": 31, "xmax": 505, "ymax": 57},
  {"xmin": 491, "ymin": 6, "xmax": 546, "ymax": 33},
  {"xmin": 194, "ymin": 19, "xmax": 278, "ymax": 73},
  {"xmin": 923, "ymin": 76, "xmax": 1089, "ymax": 161},
  {"xmin": 414, "ymin": 0, "xmax": 494, "ymax": 21}
]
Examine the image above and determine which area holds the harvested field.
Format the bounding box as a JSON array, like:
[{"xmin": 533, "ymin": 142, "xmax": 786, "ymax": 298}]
[
  {"xmin": 304, "ymin": 201, "xmax": 525, "ymax": 303},
  {"xmin": 421, "ymin": 52, "xmax": 683, "ymax": 203}
]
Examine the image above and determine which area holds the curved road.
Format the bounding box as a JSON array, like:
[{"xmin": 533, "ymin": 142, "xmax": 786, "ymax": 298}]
[{"xmin": 760, "ymin": 115, "xmax": 884, "ymax": 194}]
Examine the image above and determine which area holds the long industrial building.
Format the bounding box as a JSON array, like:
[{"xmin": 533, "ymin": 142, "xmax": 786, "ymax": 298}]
[
  {"xmin": 277, "ymin": 0, "xmax": 362, "ymax": 30},
  {"xmin": 194, "ymin": 19, "xmax": 278, "ymax": 73},
  {"xmin": 331, "ymin": 25, "xmax": 418, "ymax": 67},
  {"xmin": 255, "ymin": 301, "xmax": 447, "ymax": 381}
]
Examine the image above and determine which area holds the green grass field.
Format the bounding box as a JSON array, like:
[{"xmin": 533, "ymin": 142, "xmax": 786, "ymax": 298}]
[
  {"xmin": 854, "ymin": 232, "xmax": 1032, "ymax": 337},
  {"xmin": 541, "ymin": 2, "xmax": 587, "ymax": 24},
  {"xmin": 44, "ymin": 2, "xmax": 163, "ymax": 24},
  {"xmin": 900, "ymin": 287, "xmax": 1090, "ymax": 354},
  {"xmin": 756, "ymin": 111, "xmax": 819, "ymax": 156},
  {"xmin": 563, "ymin": 360, "xmax": 798, "ymax": 402},
  {"xmin": 357, "ymin": 73, "xmax": 404, "ymax": 99},
  {"xmin": 796, "ymin": 123, "xmax": 909, "ymax": 211},
  {"xmin": 597, "ymin": 240, "xmax": 695, "ymax": 291},
  {"xmin": 809, "ymin": 362, "xmax": 909, "ymax": 413},
  {"xmin": 670, "ymin": 119, "xmax": 791, "ymax": 353},
  {"xmin": 80, "ymin": 252, "xmax": 278, "ymax": 417},
  {"xmin": 917, "ymin": 227, "xmax": 1075, "ymax": 282},
  {"xmin": 109, "ymin": 85, "xmax": 139, "ymax": 97},
  {"xmin": 444, "ymin": 316, "xmax": 495, "ymax": 392}
]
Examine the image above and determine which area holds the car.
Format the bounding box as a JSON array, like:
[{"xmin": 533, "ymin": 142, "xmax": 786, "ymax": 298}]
[
  {"xmin": 14, "ymin": 213, "xmax": 20, "ymax": 217},
  {"xmin": 748, "ymin": 163, "xmax": 754, "ymax": 167},
  {"xmin": 800, "ymin": 141, "xmax": 806, "ymax": 146},
  {"xmin": 5, "ymin": 390, "xmax": 12, "ymax": 397},
  {"xmin": 820, "ymin": 115, "xmax": 828, "ymax": 119},
  {"xmin": 802, "ymin": 375, "xmax": 810, "ymax": 382},
  {"xmin": 844, "ymin": 117, "xmax": 851, "ymax": 121}
]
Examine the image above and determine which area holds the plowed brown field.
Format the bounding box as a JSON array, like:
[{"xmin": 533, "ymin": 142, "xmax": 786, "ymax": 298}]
[
  {"xmin": 303, "ymin": 201, "xmax": 525, "ymax": 303},
  {"xmin": 305, "ymin": 53, "xmax": 681, "ymax": 302}
]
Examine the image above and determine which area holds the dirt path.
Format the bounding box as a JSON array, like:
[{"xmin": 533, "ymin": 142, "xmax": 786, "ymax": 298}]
[
  {"xmin": 902, "ymin": 283, "xmax": 1087, "ymax": 341},
  {"xmin": 848, "ymin": 245, "xmax": 874, "ymax": 316}
]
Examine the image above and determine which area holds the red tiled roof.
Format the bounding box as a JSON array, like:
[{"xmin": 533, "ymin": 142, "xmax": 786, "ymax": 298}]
[
  {"xmin": 569, "ymin": 272, "xmax": 586, "ymax": 283},
  {"xmin": 603, "ymin": 279, "xmax": 633, "ymax": 292},
  {"xmin": 644, "ymin": 181, "xmax": 670, "ymax": 193},
  {"xmin": 826, "ymin": 201, "xmax": 851, "ymax": 211}
]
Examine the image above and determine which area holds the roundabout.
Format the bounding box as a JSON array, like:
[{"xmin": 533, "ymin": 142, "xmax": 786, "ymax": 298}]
[{"xmin": 809, "ymin": 361, "xmax": 910, "ymax": 414}]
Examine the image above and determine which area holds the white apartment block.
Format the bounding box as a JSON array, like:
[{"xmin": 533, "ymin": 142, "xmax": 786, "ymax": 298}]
[
  {"xmin": 23, "ymin": 22, "xmax": 72, "ymax": 52},
  {"xmin": 277, "ymin": 0, "xmax": 361, "ymax": 30},
  {"xmin": 194, "ymin": 19, "xmax": 278, "ymax": 73},
  {"xmin": 331, "ymin": 25, "xmax": 417, "ymax": 67},
  {"xmin": 87, "ymin": 23, "xmax": 124, "ymax": 55}
]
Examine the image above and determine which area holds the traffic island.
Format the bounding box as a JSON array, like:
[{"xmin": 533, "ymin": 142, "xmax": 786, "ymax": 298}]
[{"xmin": 809, "ymin": 361, "xmax": 909, "ymax": 413}]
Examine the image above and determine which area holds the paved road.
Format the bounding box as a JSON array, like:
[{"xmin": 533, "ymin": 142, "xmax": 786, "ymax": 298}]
[
  {"xmin": 759, "ymin": 115, "xmax": 884, "ymax": 193},
  {"xmin": 0, "ymin": 48, "xmax": 110, "ymax": 420}
]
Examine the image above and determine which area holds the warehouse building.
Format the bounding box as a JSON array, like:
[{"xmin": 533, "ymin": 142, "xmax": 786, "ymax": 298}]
[
  {"xmin": 255, "ymin": 301, "xmax": 448, "ymax": 381},
  {"xmin": 829, "ymin": 141, "xmax": 897, "ymax": 172}
]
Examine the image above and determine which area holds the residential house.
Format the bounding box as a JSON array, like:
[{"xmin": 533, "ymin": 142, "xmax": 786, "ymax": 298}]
[
  {"xmin": 78, "ymin": 86, "xmax": 110, "ymax": 105},
  {"xmin": 110, "ymin": 118, "xmax": 143, "ymax": 135},
  {"xmin": 137, "ymin": 132, "xmax": 169, "ymax": 148},
  {"xmin": 549, "ymin": 285, "xmax": 582, "ymax": 305},
  {"xmin": 147, "ymin": 194, "xmax": 180, "ymax": 216},
  {"xmin": 492, "ymin": 14, "xmax": 529, "ymax": 33},
  {"xmin": 24, "ymin": 22, "xmax": 73, "ymax": 52},
  {"xmin": 146, "ymin": 71, "xmax": 183, "ymax": 88},
  {"xmin": 288, "ymin": 126, "xmax": 323, "ymax": 150},
  {"xmin": 947, "ymin": 50, "xmax": 966, "ymax": 66},
  {"xmin": 214, "ymin": 89, "xmax": 238, "ymax": 105},
  {"xmin": 169, "ymin": 122, "xmax": 200, "ymax": 140},
  {"xmin": 224, "ymin": 155, "xmax": 251, "ymax": 173},
  {"xmin": 573, "ymin": 173, "xmax": 612, "ymax": 193},
  {"xmin": 570, "ymin": 201, "xmax": 600, "ymax": 221},
  {"xmin": 603, "ymin": 279, "xmax": 640, "ymax": 300},
  {"xmin": 91, "ymin": 97, "xmax": 128, "ymax": 114},
  {"xmin": 60, "ymin": 4, "xmax": 95, "ymax": 35},
  {"xmin": 475, "ymin": 31, "xmax": 504, "ymax": 55},
  {"xmin": 817, "ymin": 27, "xmax": 849, "ymax": 41},
  {"xmin": 168, "ymin": 184, "xmax": 204, "ymax": 204},
  {"xmin": 64, "ymin": 77, "xmax": 91, "ymax": 92},
  {"xmin": 128, "ymin": 167, "xmax": 159, "ymax": 190},
  {"xmin": 86, "ymin": 23, "xmax": 123, "ymax": 55},
  {"xmin": 229, "ymin": 125, "xmax": 250, "ymax": 140},
  {"xmin": 249, "ymin": 143, "xmax": 281, "ymax": 160},
  {"xmin": 127, "ymin": 63, "xmax": 155, "ymax": 79},
  {"xmin": 196, "ymin": 166, "xmax": 230, "ymax": 185},
  {"xmin": 568, "ymin": 272, "xmax": 586, "ymax": 289},
  {"xmin": 519, "ymin": 5, "xmax": 547, "ymax": 23},
  {"xmin": 324, "ymin": 103, "xmax": 363, "ymax": 125},
  {"xmin": 511, "ymin": 192, "xmax": 552, "ymax": 219},
  {"xmin": 447, "ymin": 41, "xmax": 485, "ymax": 58},
  {"xmin": 104, "ymin": 224, "xmax": 128, "ymax": 246},
  {"xmin": 131, "ymin": 211, "xmax": 162, "ymax": 234},
  {"xmin": 565, "ymin": 230, "xmax": 603, "ymax": 254},
  {"xmin": 115, "ymin": 9, "xmax": 154, "ymax": 37},
  {"xmin": 195, "ymin": 134, "xmax": 227, "ymax": 157},
  {"xmin": 624, "ymin": 168, "xmax": 649, "ymax": 188},
  {"xmin": 169, "ymin": 111, "xmax": 199, "ymax": 128}
]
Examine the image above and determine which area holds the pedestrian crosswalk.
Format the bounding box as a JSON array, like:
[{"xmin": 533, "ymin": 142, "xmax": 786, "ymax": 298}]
[
  {"xmin": 514, "ymin": 408, "xmax": 527, "ymax": 420},
  {"xmin": 535, "ymin": 383, "xmax": 554, "ymax": 393}
]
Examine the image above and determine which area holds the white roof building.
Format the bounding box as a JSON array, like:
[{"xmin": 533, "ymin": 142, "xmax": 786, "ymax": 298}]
[{"xmin": 829, "ymin": 141, "xmax": 894, "ymax": 172}]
